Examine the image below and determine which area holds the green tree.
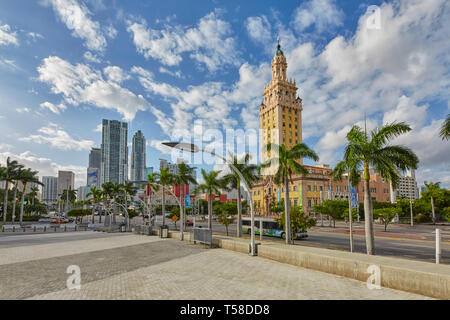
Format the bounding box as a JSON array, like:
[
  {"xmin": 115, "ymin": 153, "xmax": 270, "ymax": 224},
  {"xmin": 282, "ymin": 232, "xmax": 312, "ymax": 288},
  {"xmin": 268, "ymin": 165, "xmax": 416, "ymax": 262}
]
[
  {"xmin": 217, "ymin": 210, "xmax": 235, "ymax": 236},
  {"xmin": 276, "ymin": 206, "xmax": 316, "ymax": 243},
  {"xmin": 439, "ymin": 114, "xmax": 449, "ymax": 140},
  {"xmin": 19, "ymin": 169, "xmax": 43, "ymax": 224},
  {"xmin": 264, "ymin": 143, "xmax": 319, "ymax": 244},
  {"xmin": 87, "ymin": 186, "xmax": 103, "ymax": 224},
  {"xmin": 194, "ymin": 169, "xmax": 227, "ymax": 230},
  {"xmin": 147, "ymin": 172, "xmax": 160, "ymax": 223},
  {"xmin": 313, "ymin": 200, "xmax": 347, "ymax": 228},
  {"xmin": 1, "ymin": 157, "xmax": 22, "ymax": 223},
  {"xmin": 424, "ymin": 182, "xmax": 440, "ymax": 223},
  {"xmin": 337, "ymin": 121, "xmax": 418, "ymax": 255},
  {"xmin": 222, "ymin": 153, "xmax": 259, "ymax": 238},
  {"xmin": 374, "ymin": 208, "xmax": 398, "ymax": 231},
  {"xmin": 173, "ymin": 162, "xmax": 196, "ymax": 227},
  {"xmin": 11, "ymin": 166, "xmax": 25, "ymax": 223},
  {"xmin": 158, "ymin": 167, "xmax": 174, "ymax": 226}
]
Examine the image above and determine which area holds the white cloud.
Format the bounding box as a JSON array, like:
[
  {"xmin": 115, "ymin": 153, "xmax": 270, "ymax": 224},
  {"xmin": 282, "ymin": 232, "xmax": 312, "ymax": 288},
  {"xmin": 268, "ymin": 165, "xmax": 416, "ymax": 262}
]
[
  {"xmin": 39, "ymin": 101, "xmax": 67, "ymax": 114},
  {"xmin": 16, "ymin": 107, "xmax": 31, "ymax": 113},
  {"xmin": 0, "ymin": 151, "xmax": 86, "ymax": 188},
  {"xmin": 27, "ymin": 32, "xmax": 44, "ymax": 40},
  {"xmin": 159, "ymin": 66, "xmax": 182, "ymax": 78},
  {"xmin": 127, "ymin": 11, "xmax": 240, "ymax": 72},
  {"xmin": 104, "ymin": 25, "xmax": 117, "ymax": 39},
  {"xmin": 245, "ymin": 15, "xmax": 272, "ymax": 46},
  {"xmin": 83, "ymin": 51, "xmax": 101, "ymax": 63},
  {"xmin": 0, "ymin": 58, "xmax": 19, "ymax": 71},
  {"xmin": 382, "ymin": 96, "xmax": 429, "ymax": 129},
  {"xmin": 292, "ymin": 0, "xmax": 344, "ymax": 33},
  {"xmin": 0, "ymin": 24, "xmax": 18, "ymax": 46},
  {"xmin": 134, "ymin": 60, "xmax": 271, "ymax": 138},
  {"xmin": 19, "ymin": 123, "xmax": 95, "ymax": 151},
  {"xmin": 43, "ymin": 0, "xmax": 107, "ymax": 51},
  {"xmin": 103, "ymin": 66, "xmax": 130, "ymax": 83},
  {"xmin": 38, "ymin": 56, "xmax": 150, "ymax": 121},
  {"xmin": 93, "ymin": 124, "xmax": 102, "ymax": 132}
]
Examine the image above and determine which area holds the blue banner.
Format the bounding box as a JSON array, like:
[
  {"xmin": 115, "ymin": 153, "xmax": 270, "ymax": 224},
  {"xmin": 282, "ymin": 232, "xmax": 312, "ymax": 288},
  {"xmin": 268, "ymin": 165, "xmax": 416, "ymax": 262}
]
[
  {"xmin": 350, "ymin": 185, "xmax": 357, "ymax": 208},
  {"xmin": 185, "ymin": 195, "xmax": 191, "ymax": 208},
  {"xmin": 277, "ymin": 188, "xmax": 280, "ymax": 202}
]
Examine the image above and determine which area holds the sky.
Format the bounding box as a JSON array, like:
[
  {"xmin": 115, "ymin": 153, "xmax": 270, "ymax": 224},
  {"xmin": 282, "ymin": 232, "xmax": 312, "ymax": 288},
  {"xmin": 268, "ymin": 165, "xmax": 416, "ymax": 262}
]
[{"xmin": 0, "ymin": 0, "xmax": 448, "ymax": 189}]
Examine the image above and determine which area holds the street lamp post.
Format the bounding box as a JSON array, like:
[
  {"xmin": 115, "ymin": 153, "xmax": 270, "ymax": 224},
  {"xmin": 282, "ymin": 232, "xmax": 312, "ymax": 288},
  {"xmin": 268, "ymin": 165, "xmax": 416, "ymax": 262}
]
[{"xmin": 162, "ymin": 142, "xmax": 257, "ymax": 256}]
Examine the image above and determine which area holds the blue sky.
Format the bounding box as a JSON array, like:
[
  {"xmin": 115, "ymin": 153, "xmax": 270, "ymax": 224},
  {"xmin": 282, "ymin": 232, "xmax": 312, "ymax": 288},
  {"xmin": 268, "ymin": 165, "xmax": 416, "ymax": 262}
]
[{"xmin": 0, "ymin": 0, "xmax": 448, "ymax": 188}]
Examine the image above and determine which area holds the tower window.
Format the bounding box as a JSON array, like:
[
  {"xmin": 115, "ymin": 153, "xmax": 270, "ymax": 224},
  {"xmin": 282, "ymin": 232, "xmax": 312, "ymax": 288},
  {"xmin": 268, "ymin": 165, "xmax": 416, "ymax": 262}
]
[
  {"xmin": 282, "ymin": 115, "xmax": 285, "ymax": 119},
  {"xmin": 295, "ymin": 110, "xmax": 297, "ymax": 114},
  {"xmin": 283, "ymin": 122, "xmax": 285, "ymax": 127},
  {"xmin": 289, "ymin": 124, "xmax": 291, "ymax": 128}
]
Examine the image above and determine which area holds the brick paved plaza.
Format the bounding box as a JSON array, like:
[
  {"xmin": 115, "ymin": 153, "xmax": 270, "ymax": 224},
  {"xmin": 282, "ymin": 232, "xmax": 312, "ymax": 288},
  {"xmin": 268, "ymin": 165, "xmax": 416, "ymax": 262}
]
[{"xmin": 0, "ymin": 232, "xmax": 432, "ymax": 300}]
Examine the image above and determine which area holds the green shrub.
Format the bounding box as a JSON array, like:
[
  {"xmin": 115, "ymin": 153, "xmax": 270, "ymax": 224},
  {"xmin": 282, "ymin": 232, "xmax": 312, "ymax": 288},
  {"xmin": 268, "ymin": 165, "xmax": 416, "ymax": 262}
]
[{"xmin": 415, "ymin": 213, "xmax": 431, "ymax": 223}]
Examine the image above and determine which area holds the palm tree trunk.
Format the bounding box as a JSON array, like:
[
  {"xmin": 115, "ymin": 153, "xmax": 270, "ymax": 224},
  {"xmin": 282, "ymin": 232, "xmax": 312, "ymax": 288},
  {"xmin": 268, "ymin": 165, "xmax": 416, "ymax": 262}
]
[
  {"xmin": 19, "ymin": 183, "xmax": 27, "ymax": 225},
  {"xmin": 363, "ymin": 163, "xmax": 375, "ymax": 255},
  {"xmin": 236, "ymin": 180, "xmax": 242, "ymax": 237},
  {"xmin": 3, "ymin": 181, "xmax": 8, "ymax": 223},
  {"xmin": 284, "ymin": 179, "xmax": 291, "ymax": 244},
  {"xmin": 208, "ymin": 191, "xmax": 212, "ymax": 230},
  {"xmin": 431, "ymin": 196, "xmax": 436, "ymax": 224},
  {"xmin": 162, "ymin": 186, "xmax": 166, "ymax": 226},
  {"xmin": 11, "ymin": 183, "xmax": 18, "ymax": 223}
]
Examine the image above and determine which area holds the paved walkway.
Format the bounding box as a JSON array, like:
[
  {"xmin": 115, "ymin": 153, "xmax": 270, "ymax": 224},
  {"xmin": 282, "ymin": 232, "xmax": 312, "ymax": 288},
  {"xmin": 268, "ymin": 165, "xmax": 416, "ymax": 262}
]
[{"xmin": 0, "ymin": 233, "xmax": 432, "ymax": 300}]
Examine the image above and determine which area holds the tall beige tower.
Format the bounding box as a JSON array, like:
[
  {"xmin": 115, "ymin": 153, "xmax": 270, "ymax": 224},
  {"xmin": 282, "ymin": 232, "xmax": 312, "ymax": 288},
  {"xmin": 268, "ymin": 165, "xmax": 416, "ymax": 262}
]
[{"xmin": 259, "ymin": 42, "xmax": 303, "ymax": 173}]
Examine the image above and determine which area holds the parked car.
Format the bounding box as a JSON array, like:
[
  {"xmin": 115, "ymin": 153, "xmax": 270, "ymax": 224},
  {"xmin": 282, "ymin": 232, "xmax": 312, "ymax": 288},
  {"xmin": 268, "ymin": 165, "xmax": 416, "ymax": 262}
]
[
  {"xmin": 184, "ymin": 220, "xmax": 194, "ymax": 226},
  {"xmin": 50, "ymin": 217, "xmax": 69, "ymax": 224},
  {"xmin": 38, "ymin": 217, "xmax": 52, "ymax": 222}
]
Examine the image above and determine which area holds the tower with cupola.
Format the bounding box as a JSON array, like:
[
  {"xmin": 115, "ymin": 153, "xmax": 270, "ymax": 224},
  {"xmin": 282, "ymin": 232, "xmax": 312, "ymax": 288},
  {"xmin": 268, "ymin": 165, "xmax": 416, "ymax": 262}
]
[{"xmin": 259, "ymin": 41, "xmax": 303, "ymax": 174}]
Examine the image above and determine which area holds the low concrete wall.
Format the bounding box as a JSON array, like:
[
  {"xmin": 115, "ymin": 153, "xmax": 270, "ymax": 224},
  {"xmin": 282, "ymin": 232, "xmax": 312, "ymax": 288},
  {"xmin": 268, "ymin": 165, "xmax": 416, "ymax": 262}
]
[{"xmin": 256, "ymin": 243, "xmax": 449, "ymax": 300}]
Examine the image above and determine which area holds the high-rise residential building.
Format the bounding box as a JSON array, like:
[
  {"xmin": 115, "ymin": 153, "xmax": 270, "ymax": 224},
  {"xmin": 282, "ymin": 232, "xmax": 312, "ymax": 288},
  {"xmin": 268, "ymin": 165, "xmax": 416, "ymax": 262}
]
[
  {"xmin": 41, "ymin": 176, "xmax": 58, "ymax": 205},
  {"xmin": 259, "ymin": 41, "xmax": 303, "ymax": 174},
  {"xmin": 77, "ymin": 186, "xmax": 88, "ymax": 201},
  {"xmin": 130, "ymin": 130, "xmax": 146, "ymax": 182},
  {"xmin": 160, "ymin": 159, "xmax": 178, "ymax": 175},
  {"xmin": 392, "ymin": 169, "xmax": 418, "ymax": 200},
  {"xmin": 87, "ymin": 147, "xmax": 101, "ymax": 187},
  {"xmin": 100, "ymin": 119, "xmax": 128, "ymax": 185},
  {"xmin": 57, "ymin": 171, "xmax": 75, "ymax": 200}
]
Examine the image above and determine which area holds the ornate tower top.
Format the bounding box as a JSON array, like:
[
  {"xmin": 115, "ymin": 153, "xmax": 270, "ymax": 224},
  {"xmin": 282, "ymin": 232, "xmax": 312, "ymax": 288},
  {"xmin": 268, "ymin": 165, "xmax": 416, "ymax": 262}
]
[{"xmin": 271, "ymin": 41, "xmax": 287, "ymax": 81}]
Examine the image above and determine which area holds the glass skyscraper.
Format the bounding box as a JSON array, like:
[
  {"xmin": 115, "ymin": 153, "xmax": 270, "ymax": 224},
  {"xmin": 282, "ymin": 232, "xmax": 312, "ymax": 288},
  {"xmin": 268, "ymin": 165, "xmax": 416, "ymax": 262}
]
[{"xmin": 101, "ymin": 119, "xmax": 128, "ymax": 184}]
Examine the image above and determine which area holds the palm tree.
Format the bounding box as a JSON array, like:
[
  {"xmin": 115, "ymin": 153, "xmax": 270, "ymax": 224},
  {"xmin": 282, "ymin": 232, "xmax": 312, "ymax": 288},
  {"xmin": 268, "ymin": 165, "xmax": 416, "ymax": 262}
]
[
  {"xmin": 122, "ymin": 182, "xmax": 138, "ymax": 228},
  {"xmin": 338, "ymin": 121, "xmax": 419, "ymax": 255},
  {"xmin": 2, "ymin": 157, "xmax": 22, "ymax": 223},
  {"xmin": 60, "ymin": 187, "xmax": 77, "ymax": 216},
  {"xmin": 424, "ymin": 181, "xmax": 440, "ymax": 224},
  {"xmin": 111, "ymin": 183, "xmax": 123, "ymax": 224},
  {"xmin": 264, "ymin": 143, "xmax": 319, "ymax": 244},
  {"xmin": 102, "ymin": 182, "xmax": 115, "ymax": 225},
  {"xmin": 87, "ymin": 186, "xmax": 103, "ymax": 224},
  {"xmin": 19, "ymin": 169, "xmax": 42, "ymax": 225},
  {"xmin": 223, "ymin": 153, "xmax": 259, "ymax": 237},
  {"xmin": 11, "ymin": 167, "xmax": 25, "ymax": 223},
  {"xmin": 122, "ymin": 182, "xmax": 138, "ymax": 209},
  {"xmin": 2, "ymin": 157, "xmax": 23, "ymax": 223},
  {"xmin": 194, "ymin": 169, "xmax": 227, "ymax": 230},
  {"xmin": 147, "ymin": 173, "xmax": 160, "ymax": 224},
  {"xmin": 439, "ymin": 114, "xmax": 449, "ymax": 140},
  {"xmin": 29, "ymin": 186, "xmax": 39, "ymax": 206},
  {"xmin": 159, "ymin": 167, "xmax": 174, "ymax": 226},
  {"xmin": 173, "ymin": 162, "xmax": 196, "ymax": 228}
]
